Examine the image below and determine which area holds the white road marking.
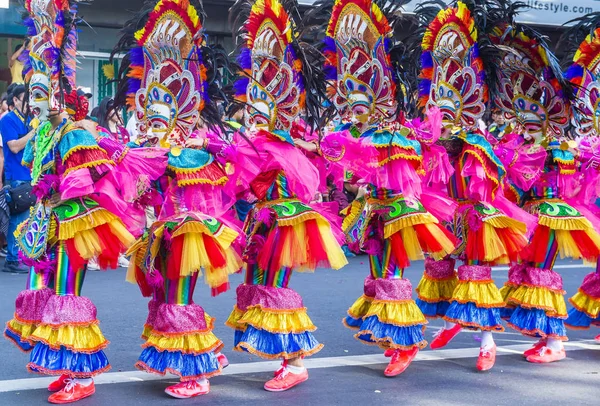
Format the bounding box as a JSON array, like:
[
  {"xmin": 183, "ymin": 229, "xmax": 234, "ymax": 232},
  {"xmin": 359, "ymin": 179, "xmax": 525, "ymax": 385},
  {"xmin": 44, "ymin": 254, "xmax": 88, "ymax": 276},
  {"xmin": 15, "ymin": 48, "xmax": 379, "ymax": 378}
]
[
  {"xmin": 493, "ymin": 264, "xmax": 591, "ymax": 271},
  {"xmin": 0, "ymin": 340, "xmax": 598, "ymax": 393}
]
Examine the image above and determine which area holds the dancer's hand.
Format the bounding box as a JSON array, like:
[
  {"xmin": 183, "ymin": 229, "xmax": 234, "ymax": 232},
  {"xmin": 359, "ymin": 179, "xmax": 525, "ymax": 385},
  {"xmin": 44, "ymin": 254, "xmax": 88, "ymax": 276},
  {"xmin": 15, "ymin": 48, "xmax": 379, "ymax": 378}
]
[
  {"xmin": 74, "ymin": 120, "xmax": 100, "ymax": 139},
  {"xmin": 47, "ymin": 193, "xmax": 61, "ymax": 208},
  {"xmin": 185, "ymin": 137, "xmax": 208, "ymax": 149}
]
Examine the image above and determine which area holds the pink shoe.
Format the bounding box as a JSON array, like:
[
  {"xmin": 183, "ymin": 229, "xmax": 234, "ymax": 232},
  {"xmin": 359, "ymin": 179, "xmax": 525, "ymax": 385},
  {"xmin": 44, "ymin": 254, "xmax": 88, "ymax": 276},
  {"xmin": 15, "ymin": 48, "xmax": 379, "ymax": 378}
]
[
  {"xmin": 523, "ymin": 339, "xmax": 547, "ymax": 358},
  {"xmin": 217, "ymin": 353, "xmax": 229, "ymax": 369},
  {"xmin": 48, "ymin": 374, "xmax": 70, "ymax": 392},
  {"xmin": 48, "ymin": 380, "xmax": 95, "ymax": 404},
  {"xmin": 273, "ymin": 359, "xmax": 288, "ymax": 377},
  {"xmin": 476, "ymin": 345, "xmax": 496, "ymax": 372},
  {"xmin": 264, "ymin": 368, "xmax": 309, "ymax": 392},
  {"xmin": 595, "ymin": 334, "xmax": 600, "ymax": 344},
  {"xmin": 165, "ymin": 380, "xmax": 210, "ymax": 399},
  {"xmin": 526, "ymin": 347, "xmax": 566, "ymax": 364},
  {"xmin": 430, "ymin": 324, "xmax": 462, "ymax": 350},
  {"xmin": 384, "ymin": 347, "xmax": 419, "ymax": 377}
]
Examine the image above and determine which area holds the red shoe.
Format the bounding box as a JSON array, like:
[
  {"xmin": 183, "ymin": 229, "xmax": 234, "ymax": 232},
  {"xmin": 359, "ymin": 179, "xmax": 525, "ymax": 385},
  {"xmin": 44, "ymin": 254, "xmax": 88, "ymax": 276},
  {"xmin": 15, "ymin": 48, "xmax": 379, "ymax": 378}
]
[
  {"xmin": 384, "ymin": 349, "xmax": 395, "ymax": 357},
  {"xmin": 48, "ymin": 375, "xmax": 70, "ymax": 392},
  {"xmin": 165, "ymin": 380, "xmax": 210, "ymax": 399},
  {"xmin": 476, "ymin": 345, "xmax": 497, "ymax": 371},
  {"xmin": 595, "ymin": 334, "xmax": 600, "ymax": 344},
  {"xmin": 217, "ymin": 353, "xmax": 229, "ymax": 369},
  {"xmin": 264, "ymin": 368, "xmax": 309, "ymax": 392},
  {"xmin": 384, "ymin": 347, "xmax": 419, "ymax": 377},
  {"xmin": 526, "ymin": 346, "xmax": 566, "ymax": 364},
  {"xmin": 430, "ymin": 324, "xmax": 462, "ymax": 350},
  {"xmin": 522, "ymin": 339, "xmax": 547, "ymax": 358},
  {"xmin": 273, "ymin": 359, "xmax": 288, "ymax": 377},
  {"xmin": 48, "ymin": 380, "xmax": 95, "ymax": 404}
]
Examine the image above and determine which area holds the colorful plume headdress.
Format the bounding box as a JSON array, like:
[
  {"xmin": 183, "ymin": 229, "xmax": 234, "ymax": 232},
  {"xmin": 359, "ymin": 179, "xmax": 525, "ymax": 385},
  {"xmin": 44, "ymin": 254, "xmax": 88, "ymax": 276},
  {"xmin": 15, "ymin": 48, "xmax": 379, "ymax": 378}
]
[
  {"xmin": 419, "ymin": 1, "xmax": 488, "ymax": 131},
  {"xmin": 114, "ymin": 0, "xmax": 229, "ymax": 146},
  {"xmin": 491, "ymin": 20, "xmax": 570, "ymax": 144},
  {"xmin": 563, "ymin": 13, "xmax": 600, "ymax": 138},
  {"xmin": 231, "ymin": 0, "xmax": 318, "ymax": 133},
  {"xmin": 311, "ymin": 0, "xmax": 411, "ymax": 125},
  {"xmin": 21, "ymin": 0, "xmax": 79, "ymax": 110}
]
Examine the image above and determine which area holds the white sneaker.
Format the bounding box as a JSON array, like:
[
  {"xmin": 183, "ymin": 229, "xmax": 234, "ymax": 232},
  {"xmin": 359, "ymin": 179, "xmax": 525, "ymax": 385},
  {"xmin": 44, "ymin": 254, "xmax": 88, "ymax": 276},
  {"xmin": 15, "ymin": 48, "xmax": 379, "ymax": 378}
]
[
  {"xmin": 87, "ymin": 258, "xmax": 100, "ymax": 271},
  {"xmin": 118, "ymin": 255, "xmax": 130, "ymax": 268}
]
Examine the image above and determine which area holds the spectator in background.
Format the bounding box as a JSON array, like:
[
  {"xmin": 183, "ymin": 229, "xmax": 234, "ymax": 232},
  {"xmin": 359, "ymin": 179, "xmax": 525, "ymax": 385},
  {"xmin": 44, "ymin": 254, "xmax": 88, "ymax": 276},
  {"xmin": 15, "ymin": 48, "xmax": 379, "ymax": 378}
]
[
  {"xmin": 9, "ymin": 42, "xmax": 27, "ymax": 84},
  {"xmin": 488, "ymin": 108, "xmax": 509, "ymax": 140},
  {"xmin": 0, "ymin": 84, "xmax": 34, "ymax": 273},
  {"xmin": 1, "ymin": 93, "xmax": 9, "ymax": 118},
  {"xmin": 97, "ymin": 96, "xmax": 130, "ymax": 144}
]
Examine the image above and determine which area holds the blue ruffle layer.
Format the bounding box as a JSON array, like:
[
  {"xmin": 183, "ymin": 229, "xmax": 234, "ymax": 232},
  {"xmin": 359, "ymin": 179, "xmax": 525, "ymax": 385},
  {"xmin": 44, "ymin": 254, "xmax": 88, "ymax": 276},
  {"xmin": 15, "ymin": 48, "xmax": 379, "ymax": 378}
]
[
  {"xmin": 355, "ymin": 315, "xmax": 425, "ymax": 348},
  {"xmin": 507, "ymin": 306, "xmax": 566, "ymax": 338},
  {"xmin": 416, "ymin": 299, "xmax": 450, "ymax": 319},
  {"xmin": 28, "ymin": 343, "xmax": 109, "ymax": 376},
  {"xmin": 234, "ymin": 325, "xmax": 321, "ymax": 356},
  {"xmin": 500, "ymin": 306, "xmax": 515, "ymax": 320},
  {"xmin": 445, "ymin": 301, "xmax": 503, "ymax": 330},
  {"xmin": 566, "ymin": 307, "xmax": 600, "ymax": 329},
  {"xmin": 4, "ymin": 328, "xmax": 33, "ymax": 352},
  {"xmin": 343, "ymin": 315, "xmax": 362, "ymax": 329},
  {"xmin": 137, "ymin": 347, "xmax": 220, "ymax": 379}
]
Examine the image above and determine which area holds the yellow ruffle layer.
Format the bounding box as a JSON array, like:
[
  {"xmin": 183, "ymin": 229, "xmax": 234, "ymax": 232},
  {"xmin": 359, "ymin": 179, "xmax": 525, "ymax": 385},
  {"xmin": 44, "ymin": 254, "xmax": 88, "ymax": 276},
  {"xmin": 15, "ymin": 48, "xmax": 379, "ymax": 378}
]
[
  {"xmin": 451, "ymin": 280, "xmax": 505, "ymax": 307},
  {"xmin": 363, "ymin": 300, "xmax": 428, "ymax": 327},
  {"xmin": 346, "ymin": 295, "xmax": 374, "ymax": 321},
  {"xmin": 225, "ymin": 305, "xmax": 316, "ymax": 334},
  {"xmin": 569, "ymin": 291, "xmax": 600, "ymax": 318},
  {"xmin": 72, "ymin": 219, "xmax": 134, "ymax": 261},
  {"xmin": 508, "ymin": 286, "xmax": 567, "ymax": 317},
  {"xmin": 484, "ymin": 214, "xmax": 526, "ymax": 234},
  {"xmin": 143, "ymin": 330, "xmax": 223, "ymax": 355},
  {"xmin": 5, "ymin": 318, "xmax": 38, "ymax": 345},
  {"xmin": 538, "ymin": 214, "xmax": 593, "ymax": 231},
  {"xmin": 499, "ymin": 284, "xmax": 518, "ymax": 306},
  {"xmin": 31, "ymin": 324, "xmax": 108, "ymax": 353},
  {"xmin": 416, "ymin": 274, "xmax": 458, "ymax": 302},
  {"xmin": 388, "ymin": 222, "xmax": 456, "ymax": 261}
]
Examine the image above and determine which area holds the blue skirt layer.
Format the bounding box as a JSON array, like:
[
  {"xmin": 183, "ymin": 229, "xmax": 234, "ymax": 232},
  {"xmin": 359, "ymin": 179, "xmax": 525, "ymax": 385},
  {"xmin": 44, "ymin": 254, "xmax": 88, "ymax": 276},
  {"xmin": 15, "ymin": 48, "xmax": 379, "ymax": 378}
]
[
  {"xmin": 4, "ymin": 328, "xmax": 33, "ymax": 352},
  {"xmin": 445, "ymin": 301, "xmax": 503, "ymax": 331},
  {"xmin": 137, "ymin": 347, "xmax": 220, "ymax": 379},
  {"xmin": 500, "ymin": 306, "xmax": 515, "ymax": 320},
  {"xmin": 565, "ymin": 307, "xmax": 600, "ymax": 329},
  {"xmin": 234, "ymin": 325, "xmax": 322, "ymax": 357},
  {"xmin": 355, "ymin": 315, "xmax": 425, "ymax": 348},
  {"xmin": 343, "ymin": 315, "xmax": 363, "ymax": 329},
  {"xmin": 28, "ymin": 343, "xmax": 109, "ymax": 377},
  {"xmin": 507, "ymin": 306, "xmax": 566, "ymax": 338},
  {"xmin": 416, "ymin": 299, "xmax": 450, "ymax": 319}
]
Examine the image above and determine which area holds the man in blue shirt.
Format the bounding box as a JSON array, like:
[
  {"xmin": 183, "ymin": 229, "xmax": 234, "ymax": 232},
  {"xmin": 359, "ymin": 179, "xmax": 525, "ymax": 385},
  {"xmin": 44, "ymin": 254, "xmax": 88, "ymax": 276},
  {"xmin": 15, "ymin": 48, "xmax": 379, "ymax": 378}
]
[{"xmin": 0, "ymin": 85, "xmax": 34, "ymax": 273}]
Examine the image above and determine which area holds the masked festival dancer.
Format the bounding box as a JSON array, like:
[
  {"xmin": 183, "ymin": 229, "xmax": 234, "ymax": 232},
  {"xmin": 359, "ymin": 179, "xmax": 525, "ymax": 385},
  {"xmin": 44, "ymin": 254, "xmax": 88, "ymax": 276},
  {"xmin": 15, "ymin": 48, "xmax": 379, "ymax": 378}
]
[
  {"xmin": 225, "ymin": 0, "xmax": 348, "ymax": 392},
  {"xmin": 3, "ymin": 1, "xmax": 140, "ymax": 403},
  {"xmin": 310, "ymin": 0, "xmax": 458, "ymax": 377},
  {"xmin": 113, "ymin": 0, "xmax": 242, "ymax": 398},
  {"xmin": 418, "ymin": 1, "xmax": 538, "ymax": 371}
]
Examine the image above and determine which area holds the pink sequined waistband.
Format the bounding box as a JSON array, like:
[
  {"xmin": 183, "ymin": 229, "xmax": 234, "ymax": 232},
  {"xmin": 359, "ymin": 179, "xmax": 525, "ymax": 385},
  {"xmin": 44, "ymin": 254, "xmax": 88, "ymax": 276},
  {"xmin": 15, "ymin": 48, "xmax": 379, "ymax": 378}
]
[
  {"xmin": 578, "ymin": 271, "xmax": 600, "ymax": 298},
  {"xmin": 523, "ymin": 267, "xmax": 563, "ymax": 291},
  {"xmin": 424, "ymin": 257, "xmax": 456, "ymax": 279},
  {"xmin": 236, "ymin": 284, "xmax": 304, "ymax": 311},
  {"xmin": 152, "ymin": 303, "xmax": 208, "ymax": 334},
  {"xmin": 14, "ymin": 288, "xmax": 54, "ymax": 322},
  {"xmin": 40, "ymin": 295, "xmax": 98, "ymax": 325},
  {"xmin": 363, "ymin": 276, "xmax": 412, "ymax": 301},
  {"xmin": 457, "ymin": 265, "xmax": 492, "ymax": 281}
]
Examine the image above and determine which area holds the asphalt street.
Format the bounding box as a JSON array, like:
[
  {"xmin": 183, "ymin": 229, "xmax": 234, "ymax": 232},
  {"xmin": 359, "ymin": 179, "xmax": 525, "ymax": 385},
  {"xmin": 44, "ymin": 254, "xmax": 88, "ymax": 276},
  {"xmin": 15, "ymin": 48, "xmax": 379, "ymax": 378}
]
[{"xmin": 0, "ymin": 256, "xmax": 598, "ymax": 405}]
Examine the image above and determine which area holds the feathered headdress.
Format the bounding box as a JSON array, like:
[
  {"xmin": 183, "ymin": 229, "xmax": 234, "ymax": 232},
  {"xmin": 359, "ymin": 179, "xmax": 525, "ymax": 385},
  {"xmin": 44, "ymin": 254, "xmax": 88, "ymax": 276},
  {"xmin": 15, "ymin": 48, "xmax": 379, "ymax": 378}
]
[
  {"xmin": 491, "ymin": 22, "xmax": 570, "ymax": 144},
  {"xmin": 114, "ymin": 0, "xmax": 227, "ymax": 147},
  {"xmin": 420, "ymin": 1, "xmax": 487, "ymax": 131},
  {"xmin": 21, "ymin": 0, "xmax": 78, "ymax": 112},
  {"xmin": 563, "ymin": 13, "xmax": 600, "ymax": 138},
  {"xmin": 315, "ymin": 0, "xmax": 410, "ymax": 125},
  {"xmin": 231, "ymin": 0, "xmax": 313, "ymax": 133}
]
